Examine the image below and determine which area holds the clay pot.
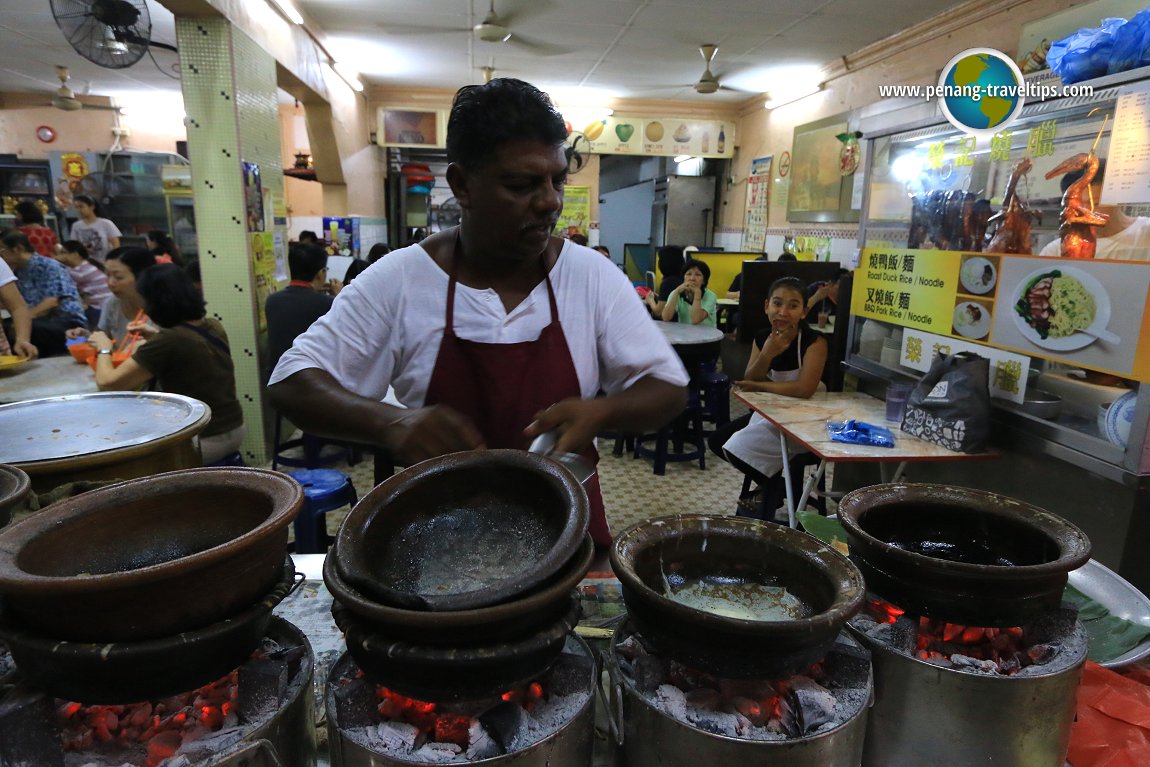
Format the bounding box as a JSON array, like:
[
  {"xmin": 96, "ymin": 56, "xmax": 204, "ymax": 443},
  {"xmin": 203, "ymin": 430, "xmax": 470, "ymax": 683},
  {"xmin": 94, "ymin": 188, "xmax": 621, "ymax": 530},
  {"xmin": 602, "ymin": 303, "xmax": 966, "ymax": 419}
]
[
  {"xmin": 325, "ymin": 535, "xmax": 593, "ymax": 643},
  {"xmin": 335, "ymin": 450, "xmax": 588, "ymax": 611},
  {"xmin": 837, "ymin": 483, "xmax": 1092, "ymax": 626},
  {"xmin": 0, "ymin": 559, "xmax": 297, "ymax": 704},
  {"xmin": 0, "ymin": 464, "xmax": 30, "ymax": 529},
  {"xmin": 0, "ymin": 467, "xmax": 303, "ymax": 642},
  {"xmin": 610, "ymin": 514, "xmax": 865, "ymax": 678}
]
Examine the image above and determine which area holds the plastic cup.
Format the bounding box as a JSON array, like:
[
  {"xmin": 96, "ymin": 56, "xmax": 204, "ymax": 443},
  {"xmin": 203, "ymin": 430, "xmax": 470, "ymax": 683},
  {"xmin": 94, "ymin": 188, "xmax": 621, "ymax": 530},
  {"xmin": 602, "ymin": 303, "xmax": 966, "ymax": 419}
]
[
  {"xmin": 885, "ymin": 383, "xmax": 914, "ymax": 424},
  {"xmin": 817, "ymin": 311, "xmax": 830, "ymax": 328}
]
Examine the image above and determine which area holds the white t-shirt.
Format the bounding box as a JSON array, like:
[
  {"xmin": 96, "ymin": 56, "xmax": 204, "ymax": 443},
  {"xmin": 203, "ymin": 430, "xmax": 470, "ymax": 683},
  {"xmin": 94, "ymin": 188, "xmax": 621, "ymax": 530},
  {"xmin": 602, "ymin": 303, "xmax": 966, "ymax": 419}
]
[
  {"xmin": 0, "ymin": 258, "xmax": 15, "ymax": 289},
  {"xmin": 1038, "ymin": 216, "xmax": 1150, "ymax": 261},
  {"xmin": 270, "ymin": 240, "xmax": 690, "ymax": 406},
  {"xmin": 69, "ymin": 218, "xmax": 122, "ymax": 263}
]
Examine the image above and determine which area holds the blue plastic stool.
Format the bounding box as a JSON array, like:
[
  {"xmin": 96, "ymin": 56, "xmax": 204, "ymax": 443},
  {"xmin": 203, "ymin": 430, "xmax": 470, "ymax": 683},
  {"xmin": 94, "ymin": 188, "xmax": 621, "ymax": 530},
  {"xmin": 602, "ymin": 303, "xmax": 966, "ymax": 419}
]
[
  {"xmin": 288, "ymin": 468, "xmax": 358, "ymax": 554},
  {"xmin": 633, "ymin": 394, "xmax": 706, "ymax": 475}
]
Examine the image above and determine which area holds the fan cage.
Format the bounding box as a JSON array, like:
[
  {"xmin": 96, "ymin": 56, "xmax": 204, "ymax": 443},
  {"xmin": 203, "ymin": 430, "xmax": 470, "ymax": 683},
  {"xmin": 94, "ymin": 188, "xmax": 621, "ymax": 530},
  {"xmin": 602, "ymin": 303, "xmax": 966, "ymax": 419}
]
[{"xmin": 50, "ymin": 0, "xmax": 152, "ymax": 69}]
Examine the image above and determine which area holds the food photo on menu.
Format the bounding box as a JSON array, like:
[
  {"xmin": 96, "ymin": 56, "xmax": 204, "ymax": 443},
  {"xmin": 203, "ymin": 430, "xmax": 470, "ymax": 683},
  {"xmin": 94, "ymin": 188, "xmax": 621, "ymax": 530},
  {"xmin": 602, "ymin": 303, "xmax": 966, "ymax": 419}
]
[
  {"xmin": 988, "ymin": 256, "xmax": 1150, "ymax": 377},
  {"xmin": 952, "ymin": 298, "xmax": 993, "ymax": 340}
]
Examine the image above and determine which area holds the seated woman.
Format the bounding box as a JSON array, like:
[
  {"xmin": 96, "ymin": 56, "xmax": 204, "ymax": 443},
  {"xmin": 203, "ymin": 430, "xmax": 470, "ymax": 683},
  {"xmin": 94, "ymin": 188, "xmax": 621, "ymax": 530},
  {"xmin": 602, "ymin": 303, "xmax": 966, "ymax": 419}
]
[
  {"xmin": 642, "ymin": 245, "xmax": 685, "ymax": 318},
  {"xmin": 661, "ymin": 258, "xmax": 718, "ymax": 327},
  {"xmin": 67, "ymin": 247, "xmax": 156, "ymax": 346},
  {"xmin": 54, "ymin": 240, "xmax": 112, "ymax": 328},
  {"xmin": 715, "ymin": 277, "xmax": 827, "ymax": 520},
  {"xmin": 88, "ymin": 264, "xmax": 245, "ymax": 465}
]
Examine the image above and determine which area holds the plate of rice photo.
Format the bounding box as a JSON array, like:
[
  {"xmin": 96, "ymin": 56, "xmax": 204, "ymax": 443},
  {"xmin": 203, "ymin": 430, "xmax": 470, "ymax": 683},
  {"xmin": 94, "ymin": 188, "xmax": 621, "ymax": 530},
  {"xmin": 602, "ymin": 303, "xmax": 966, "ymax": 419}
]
[
  {"xmin": 1011, "ymin": 266, "xmax": 1111, "ymax": 351},
  {"xmin": 953, "ymin": 301, "xmax": 990, "ymax": 339},
  {"xmin": 960, "ymin": 256, "xmax": 997, "ymax": 295}
]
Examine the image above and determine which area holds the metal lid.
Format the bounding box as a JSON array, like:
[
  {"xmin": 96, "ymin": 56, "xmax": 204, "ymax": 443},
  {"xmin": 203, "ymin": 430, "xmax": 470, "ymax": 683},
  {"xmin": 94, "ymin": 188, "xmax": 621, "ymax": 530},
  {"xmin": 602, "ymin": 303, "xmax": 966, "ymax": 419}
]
[{"xmin": 0, "ymin": 392, "xmax": 211, "ymax": 465}]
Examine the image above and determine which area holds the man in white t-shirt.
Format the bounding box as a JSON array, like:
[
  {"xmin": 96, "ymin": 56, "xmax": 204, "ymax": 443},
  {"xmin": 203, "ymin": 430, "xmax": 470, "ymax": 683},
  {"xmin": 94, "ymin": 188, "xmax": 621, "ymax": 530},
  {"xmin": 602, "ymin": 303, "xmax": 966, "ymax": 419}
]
[
  {"xmin": 69, "ymin": 195, "xmax": 122, "ymax": 263},
  {"xmin": 0, "ymin": 254, "xmax": 38, "ymax": 358},
  {"xmin": 269, "ymin": 78, "xmax": 688, "ymax": 546},
  {"xmin": 1039, "ymin": 160, "xmax": 1150, "ymax": 261}
]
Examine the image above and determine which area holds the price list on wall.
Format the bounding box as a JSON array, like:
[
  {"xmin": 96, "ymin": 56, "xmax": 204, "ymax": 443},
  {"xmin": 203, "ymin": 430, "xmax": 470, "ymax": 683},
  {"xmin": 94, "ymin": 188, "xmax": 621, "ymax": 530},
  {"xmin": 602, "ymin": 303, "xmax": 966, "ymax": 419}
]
[{"xmin": 1102, "ymin": 79, "xmax": 1150, "ymax": 205}]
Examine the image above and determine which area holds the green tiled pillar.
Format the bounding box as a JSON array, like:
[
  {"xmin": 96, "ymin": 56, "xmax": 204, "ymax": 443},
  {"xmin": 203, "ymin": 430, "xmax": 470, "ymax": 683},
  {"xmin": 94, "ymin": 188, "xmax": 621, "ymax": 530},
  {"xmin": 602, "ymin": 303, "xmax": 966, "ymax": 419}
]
[{"xmin": 177, "ymin": 18, "xmax": 285, "ymax": 465}]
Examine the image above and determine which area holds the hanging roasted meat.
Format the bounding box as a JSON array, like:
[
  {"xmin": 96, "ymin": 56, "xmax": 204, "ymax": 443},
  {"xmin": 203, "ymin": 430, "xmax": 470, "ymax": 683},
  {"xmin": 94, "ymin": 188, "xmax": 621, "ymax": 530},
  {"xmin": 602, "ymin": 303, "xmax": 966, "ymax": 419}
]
[
  {"xmin": 1043, "ymin": 152, "xmax": 1109, "ymax": 259},
  {"xmin": 908, "ymin": 193, "xmax": 929, "ymax": 248},
  {"xmin": 967, "ymin": 199, "xmax": 993, "ymax": 252},
  {"xmin": 985, "ymin": 157, "xmax": 1041, "ymax": 254}
]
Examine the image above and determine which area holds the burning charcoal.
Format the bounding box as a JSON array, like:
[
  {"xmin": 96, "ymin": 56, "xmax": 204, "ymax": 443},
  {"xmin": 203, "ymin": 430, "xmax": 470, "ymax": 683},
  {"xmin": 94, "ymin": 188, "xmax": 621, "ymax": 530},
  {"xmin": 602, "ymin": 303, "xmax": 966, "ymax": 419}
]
[
  {"xmin": 684, "ymin": 687, "xmax": 721, "ymax": 710},
  {"xmin": 1026, "ymin": 644, "xmax": 1057, "ymax": 665},
  {"xmin": 412, "ymin": 741, "xmax": 464, "ymax": 763},
  {"xmin": 0, "ymin": 687, "xmax": 63, "ymax": 767},
  {"xmin": 717, "ymin": 678, "xmax": 774, "ymax": 700},
  {"xmin": 632, "ymin": 655, "xmax": 668, "ymax": 693},
  {"xmin": 689, "ymin": 710, "xmax": 742, "ymax": 737},
  {"xmin": 377, "ymin": 720, "xmax": 422, "ymax": 753},
  {"xmin": 888, "ymin": 617, "xmax": 919, "ymax": 654},
  {"xmin": 654, "ymin": 684, "xmax": 688, "ymax": 722},
  {"xmin": 782, "ymin": 676, "xmax": 836, "ymax": 736},
  {"xmin": 999, "ymin": 653, "xmax": 1023, "ymax": 674},
  {"xmin": 466, "ymin": 718, "xmax": 504, "ymax": 760},
  {"xmin": 821, "ymin": 640, "xmax": 872, "ymax": 688},
  {"xmin": 479, "ymin": 700, "xmax": 528, "ymax": 752},
  {"xmin": 727, "ymin": 696, "xmax": 766, "ymax": 726},
  {"xmin": 333, "ymin": 677, "xmax": 379, "ymax": 729},
  {"xmin": 921, "ymin": 654, "xmax": 955, "ymax": 669},
  {"xmin": 615, "ymin": 634, "xmax": 649, "ymax": 660},
  {"xmin": 951, "ymin": 654, "xmax": 999, "ymax": 673},
  {"xmin": 668, "ymin": 660, "xmax": 716, "ymax": 691},
  {"xmin": 237, "ymin": 657, "xmax": 289, "ymax": 724}
]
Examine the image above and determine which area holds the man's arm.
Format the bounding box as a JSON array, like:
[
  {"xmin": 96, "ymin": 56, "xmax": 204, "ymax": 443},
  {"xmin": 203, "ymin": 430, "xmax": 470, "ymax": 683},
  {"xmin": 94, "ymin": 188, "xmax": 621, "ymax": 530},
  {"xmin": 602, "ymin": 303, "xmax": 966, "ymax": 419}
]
[
  {"xmin": 0, "ymin": 282, "xmax": 37, "ymax": 358},
  {"xmin": 28, "ymin": 295, "xmax": 59, "ymax": 319},
  {"xmin": 267, "ymin": 368, "xmax": 485, "ymax": 465}
]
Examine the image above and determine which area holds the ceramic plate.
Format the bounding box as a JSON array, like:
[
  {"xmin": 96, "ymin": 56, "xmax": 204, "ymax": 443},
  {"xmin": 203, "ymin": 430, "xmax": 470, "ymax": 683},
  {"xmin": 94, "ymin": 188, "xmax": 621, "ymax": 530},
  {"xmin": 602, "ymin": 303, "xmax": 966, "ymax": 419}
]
[
  {"xmin": 1010, "ymin": 265, "xmax": 1111, "ymax": 352},
  {"xmin": 1105, "ymin": 390, "xmax": 1137, "ymax": 448},
  {"xmin": 952, "ymin": 301, "xmax": 990, "ymax": 339},
  {"xmin": 0, "ymin": 356, "xmax": 30, "ymax": 372},
  {"xmin": 1068, "ymin": 558, "xmax": 1150, "ymax": 668},
  {"xmin": 960, "ymin": 256, "xmax": 997, "ymax": 295}
]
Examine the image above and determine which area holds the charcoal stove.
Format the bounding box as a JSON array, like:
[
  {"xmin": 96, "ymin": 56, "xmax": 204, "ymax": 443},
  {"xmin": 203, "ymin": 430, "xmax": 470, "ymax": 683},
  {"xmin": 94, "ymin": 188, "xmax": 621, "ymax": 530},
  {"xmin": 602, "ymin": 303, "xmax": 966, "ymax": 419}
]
[
  {"xmin": 324, "ymin": 634, "xmax": 596, "ymax": 767},
  {"xmin": 838, "ymin": 483, "xmax": 1092, "ymax": 767},
  {"xmin": 605, "ymin": 621, "xmax": 872, "ymax": 767},
  {"xmin": 0, "ymin": 616, "xmax": 316, "ymax": 767}
]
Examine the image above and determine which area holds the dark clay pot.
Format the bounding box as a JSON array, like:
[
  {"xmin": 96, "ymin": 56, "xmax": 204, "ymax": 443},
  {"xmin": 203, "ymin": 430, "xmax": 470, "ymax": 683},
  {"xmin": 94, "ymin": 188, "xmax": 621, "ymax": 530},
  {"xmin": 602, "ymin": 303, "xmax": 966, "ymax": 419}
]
[
  {"xmin": 335, "ymin": 450, "xmax": 588, "ymax": 612},
  {"xmin": 610, "ymin": 514, "xmax": 865, "ymax": 679},
  {"xmin": 325, "ymin": 534, "xmax": 593, "ymax": 644},
  {"xmin": 0, "ymin": 464, "xmax": 30, "ymax": 529},
  {"xmin": 0, "ymin": 559, "xmax": 297, "ymax": 704},
  {"xmin": 837, "ymin": 483, "xmax": 1092, "ymax": 626},
  {"xmin": 0, "ymin": 467, "xmax": 303, "ymax": 642}
]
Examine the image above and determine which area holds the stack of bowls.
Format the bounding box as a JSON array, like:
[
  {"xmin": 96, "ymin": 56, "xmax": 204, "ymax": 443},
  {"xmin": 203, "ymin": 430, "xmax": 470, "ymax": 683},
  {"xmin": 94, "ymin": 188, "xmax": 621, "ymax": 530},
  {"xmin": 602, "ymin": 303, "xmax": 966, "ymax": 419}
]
[
  {"xmin": 0, "ymin": 464, "xmax": 31, "ymax": 529},
  {"xmin": 324, "ymin": 449, "xmax": 592, "ymax": 700},
  {"xmin": 0, "ymin": 467, "xmax": 303, "ymax": 702}
]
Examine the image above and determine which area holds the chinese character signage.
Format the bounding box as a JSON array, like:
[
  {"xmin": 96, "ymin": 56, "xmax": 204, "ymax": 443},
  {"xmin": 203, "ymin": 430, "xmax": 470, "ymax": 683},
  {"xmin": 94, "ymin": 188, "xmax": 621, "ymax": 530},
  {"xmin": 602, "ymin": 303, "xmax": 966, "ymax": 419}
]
[{"xmin": 852, "ymin": 247, "xmax": 1150, "ymax": 382}]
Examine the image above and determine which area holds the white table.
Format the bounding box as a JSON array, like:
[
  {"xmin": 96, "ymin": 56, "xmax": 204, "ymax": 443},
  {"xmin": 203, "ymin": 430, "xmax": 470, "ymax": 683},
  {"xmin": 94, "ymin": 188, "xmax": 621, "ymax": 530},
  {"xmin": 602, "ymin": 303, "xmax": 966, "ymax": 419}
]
[
  {"xmin": 656, "ymin": 322, "xmax": 724, "ymax": 346},
  {"xmin": 0, "ymin": 356, "xmax": 99, "ymax": 404}
]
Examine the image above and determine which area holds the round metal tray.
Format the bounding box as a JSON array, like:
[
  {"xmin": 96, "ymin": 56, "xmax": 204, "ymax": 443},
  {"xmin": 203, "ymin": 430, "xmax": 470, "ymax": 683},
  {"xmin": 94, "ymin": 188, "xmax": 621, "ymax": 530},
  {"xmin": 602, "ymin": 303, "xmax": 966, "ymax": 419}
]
[
  {"xmin": 0, "ymin": 392, "xmax": 210, "ymax": 465},
  {"xmin": 1067, "ymin": 558, "xmax": 1150, "ymax": 668}
]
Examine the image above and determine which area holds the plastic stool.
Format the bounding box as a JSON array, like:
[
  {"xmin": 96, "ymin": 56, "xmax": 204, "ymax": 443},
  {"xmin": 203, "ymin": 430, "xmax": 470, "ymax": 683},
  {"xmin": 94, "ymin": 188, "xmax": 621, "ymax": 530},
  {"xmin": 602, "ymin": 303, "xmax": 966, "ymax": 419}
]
[
  {"xmin": 272, "ymin": 414, "xmax": 359, "ymax": 471},
  {"xmin": 698, "ymin": 370, "xmax": 731, "ymax": 429},
  {"xmin": 633, "ymin": 398, "xmax": 706, "ymax": 475},
  {"xmin": 288, "ymin": 468, "xmax": 358, "ymax": 554}
]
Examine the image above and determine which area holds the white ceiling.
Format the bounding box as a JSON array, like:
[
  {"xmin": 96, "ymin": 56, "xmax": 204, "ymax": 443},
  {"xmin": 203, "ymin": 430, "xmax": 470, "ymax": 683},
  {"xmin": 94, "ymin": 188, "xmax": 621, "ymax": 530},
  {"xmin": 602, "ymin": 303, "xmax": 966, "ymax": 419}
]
[{"xmin": 0, "ymin": 0, "xmax": 968, "ymax": 109}]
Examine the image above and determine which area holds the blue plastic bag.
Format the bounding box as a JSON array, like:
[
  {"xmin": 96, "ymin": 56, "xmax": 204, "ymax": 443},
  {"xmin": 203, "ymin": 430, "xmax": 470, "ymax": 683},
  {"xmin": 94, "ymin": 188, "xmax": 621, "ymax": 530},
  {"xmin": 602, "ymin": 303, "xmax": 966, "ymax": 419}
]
[
  {"xmin": 826, "ymin": 420, "xmax": 896, "ymax": 448},
  {"xmin": 1048, "ymin": 18, "xmax": 1128, "ymax": 83},
  {"xmin": 1108, "ymin": 9, "xmax": 1150, "ymax": 74}
]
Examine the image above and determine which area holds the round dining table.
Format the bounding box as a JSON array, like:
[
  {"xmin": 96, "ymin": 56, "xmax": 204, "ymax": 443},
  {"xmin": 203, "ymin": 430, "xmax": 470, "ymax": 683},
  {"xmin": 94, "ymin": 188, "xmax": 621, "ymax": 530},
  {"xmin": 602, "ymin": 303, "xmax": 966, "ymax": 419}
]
[{"xmin": 656, "ymin": 322, "xmax": 725, "ymax": 347}]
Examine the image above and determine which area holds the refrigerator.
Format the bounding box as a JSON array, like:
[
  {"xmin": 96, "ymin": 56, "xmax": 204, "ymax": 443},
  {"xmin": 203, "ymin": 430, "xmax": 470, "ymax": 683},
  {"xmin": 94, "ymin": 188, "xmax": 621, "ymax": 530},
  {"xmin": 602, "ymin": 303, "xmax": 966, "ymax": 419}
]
[{"xmin": 650, "ymin": 175, "xmax": 716, "ymax": 248}]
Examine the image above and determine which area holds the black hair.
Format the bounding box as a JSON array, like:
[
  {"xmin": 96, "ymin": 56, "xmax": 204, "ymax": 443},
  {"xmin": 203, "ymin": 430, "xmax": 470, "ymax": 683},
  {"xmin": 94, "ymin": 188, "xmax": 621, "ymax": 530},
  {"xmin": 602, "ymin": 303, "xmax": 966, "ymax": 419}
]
[
  {"xmin": 1060, "ymin": 158, "xmax": 1106, "ymax": 194},
  {"xmin": 298, "ymin": 230, "xmax": 319, "ymax": 244},
  {"xmin": 593, "ymin": 245, "xmax": 610, "ymax": 256},
  {"xmin": 769, "ymin": 276, "xmax": 807, "ymax": 300},
  {"xmin": 0, "ymin": 230, "xmax": 32, "ymax": 252},
  {"xmin": 683, "ymin": 258, "xmax": 711, "ymax": 288},
  {"xmin": 61, "ymin": 239, "xmax": 105, "ymax": 273},
  {"xmin": 569, "ymin": 233, "xmax": 589, "ymax": 246},
  {"xmin": 343, "ymin": 259, "xmax": 369, "ymax": 284},
  {"xmin": 136, "ymin": 263, "xmax": 206, "ymax": 327},
  {"xmin": 446, "ymin": 78, "xmax": 567, "ymax": 169},
  {"xmin": 73, "ymin": 194, "xmax": 98, "ymax": 212},
  {"xmin": 14, "ymin": 201, "xmax": 45, "ymax": 225},
  {"xmin": 147, "ymin": 229, "xmax": 182, "ymax": 263},
  {"xmin": 185, "ymin": 259, "xmax": 202, "ymax": 285},
  {"xmin": 777, "ymin": 253, "xmax": 798, "ymax": 262},
  {"xmin": 106, "ymin": 246, "xmax": 158, "ymax": 277},
  {"xmin": 656, "ymin": 245, "xmax": 685, "ymax": 276},
  {"xmin": 366, "ymin": 242, "xmax": 391, "ymax": 263},
  {"xmin": 288, "ymin": 243, "xmax": 328, "ymax": 282},
  {"xmin": 829, "ymin": 268, "xmax": 849, "ymax": 283}
]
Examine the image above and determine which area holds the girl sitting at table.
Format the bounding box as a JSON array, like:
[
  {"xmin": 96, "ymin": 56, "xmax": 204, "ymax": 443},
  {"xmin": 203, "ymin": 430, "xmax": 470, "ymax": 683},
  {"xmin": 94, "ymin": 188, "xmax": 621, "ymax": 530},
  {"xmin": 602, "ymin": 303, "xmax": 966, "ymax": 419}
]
[
  {"xmin": 88, "ymin": 264, "xmax": 245, "ymax": 465},
  {"xmin": 66, "ymin": 247, "xmax": 157, "ymax": 346},
  {"xmin": 661, "ymin": 258, "xmax": 718, "ymax": 327},
  {"xmin": 716, "ymin": 276, "xmax": 827, "ymax": 521}
]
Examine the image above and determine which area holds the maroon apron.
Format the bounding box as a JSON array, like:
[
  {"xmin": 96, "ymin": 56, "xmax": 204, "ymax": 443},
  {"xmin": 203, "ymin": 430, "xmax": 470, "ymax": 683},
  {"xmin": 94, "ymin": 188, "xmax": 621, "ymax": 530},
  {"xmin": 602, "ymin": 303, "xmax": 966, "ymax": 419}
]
[{"xmin": 424, "ymin": 256, "xmax": 610, "ymax": 546}]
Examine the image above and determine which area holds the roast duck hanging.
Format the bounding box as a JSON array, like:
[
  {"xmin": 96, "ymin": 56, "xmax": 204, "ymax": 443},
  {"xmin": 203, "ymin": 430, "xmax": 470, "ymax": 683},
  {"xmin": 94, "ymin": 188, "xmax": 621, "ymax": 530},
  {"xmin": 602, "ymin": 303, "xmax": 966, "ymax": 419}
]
[
  {"xmin": 907, "ymin": 190, "xmax": 992, "ymax": 251},
  {"xmin": 1044, "ymin": 152, "xmax": 1109, "ymax": 259},
  {"xmin": 985, "ymin": 157, "xmax": 1041, "ymax": 254}
]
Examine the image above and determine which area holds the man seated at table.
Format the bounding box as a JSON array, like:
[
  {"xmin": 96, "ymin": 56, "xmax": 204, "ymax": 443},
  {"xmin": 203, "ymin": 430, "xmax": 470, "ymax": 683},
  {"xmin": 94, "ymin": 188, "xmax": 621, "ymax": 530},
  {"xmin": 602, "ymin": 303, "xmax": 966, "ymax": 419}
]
[
  {"xmin": 265, "ymin": 243, "xmax": 342, "ymax": 372},
  {"xmin": 806, "ymin": 268, "xmax": 849, "ymax": 319},
  {"xmin": 0, "ymin": 230, "xmax": 87, "ymax": 356}
]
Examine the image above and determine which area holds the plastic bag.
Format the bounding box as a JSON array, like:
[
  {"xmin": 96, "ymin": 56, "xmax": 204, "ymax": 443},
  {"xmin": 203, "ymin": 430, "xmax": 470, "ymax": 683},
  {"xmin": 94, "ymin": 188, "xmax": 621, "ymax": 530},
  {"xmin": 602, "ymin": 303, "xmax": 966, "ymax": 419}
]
[
  {"xmin": 1066, "ymin": 661, "xmax": 1150, "ymax": 767},
  {"xmin": 1108, "ymin": 9, "xmax": 1150, "ymax": 74},
  {"xmin": 826, "ymin": 419, "xmax": 896, "ymax": 448},
  {"xmin": 1048, "ymin": 18, "xmax": 1127, "ymax": 84}
]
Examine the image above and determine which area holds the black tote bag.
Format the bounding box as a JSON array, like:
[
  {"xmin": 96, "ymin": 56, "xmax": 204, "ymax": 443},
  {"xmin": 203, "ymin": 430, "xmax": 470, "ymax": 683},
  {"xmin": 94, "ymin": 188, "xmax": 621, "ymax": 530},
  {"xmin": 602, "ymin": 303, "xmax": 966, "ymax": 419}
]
[{"xmin": 901, "ymin": 352, "xmax": 991, "ymax": 453}]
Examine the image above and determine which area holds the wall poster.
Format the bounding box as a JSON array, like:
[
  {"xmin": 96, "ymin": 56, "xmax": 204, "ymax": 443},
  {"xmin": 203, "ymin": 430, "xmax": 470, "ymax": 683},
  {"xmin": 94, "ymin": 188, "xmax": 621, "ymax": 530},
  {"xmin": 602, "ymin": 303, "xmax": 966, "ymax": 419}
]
[
  {"xmin": 557, "ymin": 185, "xmax": 590, "ymax": 239},
  {"xmin": 741, "ymin": 156, "xmax": 772, "ymax": 252},
  {"xmin": 241, "ymin": 161, "xmax": 264, "ymax": 233}
]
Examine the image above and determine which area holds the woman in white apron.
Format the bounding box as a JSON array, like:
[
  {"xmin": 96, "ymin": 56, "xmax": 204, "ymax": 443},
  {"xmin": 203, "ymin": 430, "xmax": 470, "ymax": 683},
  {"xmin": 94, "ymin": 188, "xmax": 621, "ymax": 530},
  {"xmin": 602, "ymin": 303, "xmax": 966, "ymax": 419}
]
[{"xmin": 721, "ymin": 277, "xmax": 828, "ymax": 513}]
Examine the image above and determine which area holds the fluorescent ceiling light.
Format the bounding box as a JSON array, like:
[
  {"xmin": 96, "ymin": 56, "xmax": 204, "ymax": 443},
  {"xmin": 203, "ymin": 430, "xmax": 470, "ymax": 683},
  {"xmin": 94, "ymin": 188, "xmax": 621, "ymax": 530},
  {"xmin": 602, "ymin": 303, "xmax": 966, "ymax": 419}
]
[
  {"xmin": 764, "ymin": 84, "xmax": 823, "ymax": 110},
  {"xmin": 269, "ymin": 0, "xmax": 304, "ymax": 25},
  {"xmin": 332, "ymin": 61, "xmax": 364, "ymax": 92}
]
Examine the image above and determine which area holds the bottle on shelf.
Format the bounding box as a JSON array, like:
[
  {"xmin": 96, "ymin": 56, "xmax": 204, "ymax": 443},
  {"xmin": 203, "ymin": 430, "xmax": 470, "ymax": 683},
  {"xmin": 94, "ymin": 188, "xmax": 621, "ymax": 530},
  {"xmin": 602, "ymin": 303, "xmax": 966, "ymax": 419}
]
[{"xmin": 717, "ymin": 128, "xmax": 726, "ymax": 153}]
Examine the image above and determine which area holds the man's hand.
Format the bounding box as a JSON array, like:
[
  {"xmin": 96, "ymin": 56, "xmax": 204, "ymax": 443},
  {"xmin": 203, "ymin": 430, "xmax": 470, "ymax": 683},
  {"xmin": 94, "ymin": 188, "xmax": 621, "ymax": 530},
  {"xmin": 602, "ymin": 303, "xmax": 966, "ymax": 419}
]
[
  {"xmin": 13, "ymin": 339, "xmax": 38, "ymax": 359},
  {"xmin": 383, "ymin": 406, "xmax": 486, "ymax": 465},
  {"xmin": 525, "ymin": 397, "xmax": 610, "ymax": 455}
]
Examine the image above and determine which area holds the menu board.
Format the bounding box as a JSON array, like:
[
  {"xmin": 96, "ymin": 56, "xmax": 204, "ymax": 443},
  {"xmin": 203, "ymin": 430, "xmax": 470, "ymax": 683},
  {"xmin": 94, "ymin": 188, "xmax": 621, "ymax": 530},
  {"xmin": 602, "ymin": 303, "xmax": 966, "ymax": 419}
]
[
  {"xmin": 851, "ymin": 248, "xmax": 1150, "ymax": 382},
  {"xmin": 580, "ymin": 116, "xmax": 734, "ymax": 158},
  {"xmin": 1102, "ymin": 79, "xmax": 1150, "ymax": 204}
]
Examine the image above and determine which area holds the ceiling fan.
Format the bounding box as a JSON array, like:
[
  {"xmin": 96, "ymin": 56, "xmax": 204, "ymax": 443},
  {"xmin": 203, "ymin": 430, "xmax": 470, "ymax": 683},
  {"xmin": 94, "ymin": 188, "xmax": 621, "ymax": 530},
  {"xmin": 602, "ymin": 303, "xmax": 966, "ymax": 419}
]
[
  {"xmin": 46, "ymin": 66, "xmax": 121, "ymax": 112},
  {"xmin": 380, "ymin": 0, "xmax": 568, "ymax": 56},
  {"xmin": 690, "ymin": 44, "xmax": 752, "ymax": 95}
]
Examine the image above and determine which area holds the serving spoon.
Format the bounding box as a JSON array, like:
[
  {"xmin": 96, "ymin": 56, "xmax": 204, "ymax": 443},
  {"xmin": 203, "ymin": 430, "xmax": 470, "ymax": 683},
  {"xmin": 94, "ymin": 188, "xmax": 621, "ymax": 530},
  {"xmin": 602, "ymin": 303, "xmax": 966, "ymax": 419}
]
[
  {"xmin": 528, "ymin": 431, "xmax": 595, "ymax": 485},
  {"xmin": 1080, "ymin": 324, "xmax": 1120, "ymax": 344}
]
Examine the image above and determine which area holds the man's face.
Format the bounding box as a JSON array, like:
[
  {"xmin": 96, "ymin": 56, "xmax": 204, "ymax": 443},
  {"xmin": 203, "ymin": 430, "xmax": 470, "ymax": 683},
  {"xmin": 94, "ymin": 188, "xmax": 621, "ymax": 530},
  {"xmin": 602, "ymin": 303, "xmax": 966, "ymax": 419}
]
[
  {"xmin": 450, "ymin": 138, "xmax": 567, "ymax": 261},
  {"xmin": 0, "ymin": 244, "xmax": 27, "ymax": 270}
]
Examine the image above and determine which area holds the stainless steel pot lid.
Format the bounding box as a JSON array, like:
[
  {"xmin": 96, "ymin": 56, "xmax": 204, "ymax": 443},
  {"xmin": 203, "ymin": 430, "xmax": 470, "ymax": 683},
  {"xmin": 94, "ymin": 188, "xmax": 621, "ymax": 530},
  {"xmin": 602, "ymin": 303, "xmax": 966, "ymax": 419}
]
[{"xmin": 0, "ymin": 392, "xmax": 211, "ymax": 464}]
